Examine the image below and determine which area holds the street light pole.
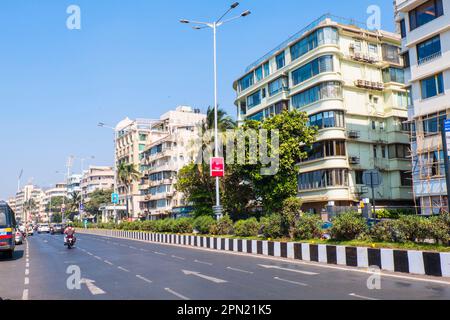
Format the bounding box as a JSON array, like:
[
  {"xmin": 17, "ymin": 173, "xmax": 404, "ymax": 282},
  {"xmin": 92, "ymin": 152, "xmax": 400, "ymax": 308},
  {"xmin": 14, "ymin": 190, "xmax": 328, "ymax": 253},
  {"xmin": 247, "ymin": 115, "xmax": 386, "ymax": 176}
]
[{"xmin": 180, "ymin": 2, "xmax": 251, "ymax": 220}]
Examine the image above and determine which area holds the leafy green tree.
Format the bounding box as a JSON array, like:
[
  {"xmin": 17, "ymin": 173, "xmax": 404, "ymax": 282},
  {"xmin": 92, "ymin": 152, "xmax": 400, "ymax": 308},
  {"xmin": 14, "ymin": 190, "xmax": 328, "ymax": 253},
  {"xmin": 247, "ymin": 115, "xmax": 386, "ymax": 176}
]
[
  {"xmin": 117, "ymin": 162, "xmax": 141, "ymax": 218},
  {"xmin": 85, "ymin": 188, "xmax": 114, "ymax": 221},
  {"xmin": 237, "ymin": 110, "xmax": 317, "ymax": 214},
  {"xmin": 68, "ymin": 191, "xmax": 82, "ymax": 215}
]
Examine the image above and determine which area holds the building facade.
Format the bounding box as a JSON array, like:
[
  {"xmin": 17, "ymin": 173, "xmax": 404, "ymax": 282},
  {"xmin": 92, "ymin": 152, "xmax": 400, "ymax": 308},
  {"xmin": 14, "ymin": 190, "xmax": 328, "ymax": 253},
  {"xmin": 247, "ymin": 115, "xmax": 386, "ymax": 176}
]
[
  {"xmin": 234, "ymin": 14, "xmax": 413, "ymax": 212},
  {"xmin": 41, "ymin": 183, "xmax": 67, "ymax": 222},
  {"xmin": 139, "ymin": 106, "xmax": 205, "ymax": 220},
  {"xmin": 15, "ymin": 184, "xmax": 45, "ymax": 223},
  {"xmin": 67, "ymin": 174, "xmax": 82, "ymax": 195},
  {"xmin": 81, "ymin": 166, "xmax": 115, "ymax": 201},
  {"xmin": 395, "ymin": 0, "xmax": 449, "ymax": 214},
  {"xmin": 115, "ymin": 117, "xmax": 160, "ymax": 219}
]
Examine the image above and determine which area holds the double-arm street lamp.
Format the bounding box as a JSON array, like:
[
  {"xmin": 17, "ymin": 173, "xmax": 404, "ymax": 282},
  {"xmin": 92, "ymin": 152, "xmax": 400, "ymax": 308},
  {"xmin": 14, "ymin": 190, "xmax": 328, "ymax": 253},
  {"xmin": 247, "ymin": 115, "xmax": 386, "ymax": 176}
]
[{"xmin": 180, "ymin": 2, "xmax": 251, "ymax": 220}]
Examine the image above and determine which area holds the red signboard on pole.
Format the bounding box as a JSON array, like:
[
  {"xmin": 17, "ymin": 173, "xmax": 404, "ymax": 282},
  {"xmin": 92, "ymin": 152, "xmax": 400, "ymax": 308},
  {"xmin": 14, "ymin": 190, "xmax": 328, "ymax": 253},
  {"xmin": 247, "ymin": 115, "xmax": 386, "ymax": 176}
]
[{"xmin": 210, "ymin": 157, "xmax": 224, "ymax": 177}]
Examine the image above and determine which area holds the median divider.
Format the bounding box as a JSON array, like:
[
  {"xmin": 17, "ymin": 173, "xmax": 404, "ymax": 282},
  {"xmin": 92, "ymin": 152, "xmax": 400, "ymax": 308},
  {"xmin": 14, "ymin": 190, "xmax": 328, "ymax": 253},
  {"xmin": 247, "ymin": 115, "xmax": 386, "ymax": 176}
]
[{"xmin": 78, "ymin": 228, "xmax": 450, "ymax": 278}]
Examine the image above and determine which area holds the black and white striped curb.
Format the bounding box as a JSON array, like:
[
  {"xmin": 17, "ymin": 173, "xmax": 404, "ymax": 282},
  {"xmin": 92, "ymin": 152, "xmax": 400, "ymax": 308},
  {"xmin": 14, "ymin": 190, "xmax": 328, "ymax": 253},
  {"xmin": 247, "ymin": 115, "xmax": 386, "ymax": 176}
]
[{"xmin": 79, "ymin": 229, "xmax": 450, "ymax": 278}]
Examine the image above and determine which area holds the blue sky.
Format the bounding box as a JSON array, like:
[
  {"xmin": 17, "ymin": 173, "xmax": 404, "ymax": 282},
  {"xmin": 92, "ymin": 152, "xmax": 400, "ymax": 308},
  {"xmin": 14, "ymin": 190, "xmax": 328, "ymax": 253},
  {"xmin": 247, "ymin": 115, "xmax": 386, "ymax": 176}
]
[{"xmin": 0, "ymin": 0, "xmax": 395, "ymax": 199}]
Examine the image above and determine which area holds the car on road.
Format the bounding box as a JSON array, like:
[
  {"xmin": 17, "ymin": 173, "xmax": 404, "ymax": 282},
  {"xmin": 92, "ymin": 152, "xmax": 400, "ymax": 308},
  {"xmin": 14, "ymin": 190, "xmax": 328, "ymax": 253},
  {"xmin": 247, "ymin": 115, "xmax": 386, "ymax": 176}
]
[
  {"xmin": 50, "ymin": 224, "xmax": 64, "ymax": 235},
  {"xmin": 27, "ymin": 226, "xmax": 34, "ymax": 236},
  {"xmin": 14, "ymin": 230, "xmax": 23, "ymax": 245},
  {"xmin": 38, "ymin": 223, "xmax": 50, "ymax": 234},
  {"xmin": 0, "ymin": 202, "xmax": 16, "ymax": 259}
]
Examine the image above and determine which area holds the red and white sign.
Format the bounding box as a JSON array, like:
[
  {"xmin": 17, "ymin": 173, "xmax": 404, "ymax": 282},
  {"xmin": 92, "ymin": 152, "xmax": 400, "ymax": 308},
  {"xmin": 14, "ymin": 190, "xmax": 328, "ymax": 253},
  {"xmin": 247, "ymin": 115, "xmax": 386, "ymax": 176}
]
[{"xmin": 210, "ymin": 157, "xmax": 225, "ymax": 177}]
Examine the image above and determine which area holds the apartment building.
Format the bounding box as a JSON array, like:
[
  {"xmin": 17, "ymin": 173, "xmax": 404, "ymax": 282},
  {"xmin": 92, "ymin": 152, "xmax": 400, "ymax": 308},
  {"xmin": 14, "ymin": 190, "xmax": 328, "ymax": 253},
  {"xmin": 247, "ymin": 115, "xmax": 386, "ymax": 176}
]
[
  {"xmin": 40, "ymin": 183, "xmax": 67, "ymax": 222},
  {"xmin": 81, "ymin": 166, "xmax": 114, "ymax": 201},
  {"xmin": 67, "ymin": 174, "xmax": 82, "ymax": 195},
  {"xmin": 139, "ymin": 106, "xmax": 206, "ymax": 220},
  {"xmin": 233, "ymin": 14, "xmax": 413, "ymax": 212},
  {"xmin": 395, "ymin": 0, "xmax": 449, "ymax": 214},
  {"xmin": 7, "ymin": 197, "xmax": 16, "ymax": 213},
  {"xmin": 15, "ymin": 184, "xmax": 45, "ymax": 222},
  {"xmin": 115, "ymin": 117, "xmax": 160, "ymax": 219}
]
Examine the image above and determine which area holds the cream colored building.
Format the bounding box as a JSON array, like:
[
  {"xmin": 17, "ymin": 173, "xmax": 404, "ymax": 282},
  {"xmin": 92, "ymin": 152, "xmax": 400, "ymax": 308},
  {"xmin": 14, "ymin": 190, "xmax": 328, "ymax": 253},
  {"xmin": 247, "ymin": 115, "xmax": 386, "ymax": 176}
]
[
  {"xmin": 7, "ymin": 197, "xmax": 16, "ymax": 213},
  {"xmin": 234, "ymin": 14, "xmax": 413, "ymax": 212},
  {"xmin": 395, "ymin": 0, "xmax": 449, "ymax": 214},
  {"xmin": 139, "ymin": 106, "xmax": 206, "ymax": 219},
  {"xmin": 15, "ymin": 184, "xmax": 45, "ymax": 223},
  {"xmin": 41, "ymin": 183, "xmax": 67, "ymax": 222},
  {"xmin": 115, "ymin": 117, "xmax": 160, "ymax": 219},
  {"xmin": 81, "ymin": 166, "xmax": 114, "ymax": 201}
]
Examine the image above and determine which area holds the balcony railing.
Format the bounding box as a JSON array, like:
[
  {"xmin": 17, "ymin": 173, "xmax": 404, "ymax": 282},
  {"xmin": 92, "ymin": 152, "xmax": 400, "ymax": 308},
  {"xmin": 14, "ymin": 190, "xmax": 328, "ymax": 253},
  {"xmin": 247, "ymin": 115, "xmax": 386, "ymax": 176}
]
[{"xmin": 418, "ymin": 51, "xmax": 442, "ymax": 66}]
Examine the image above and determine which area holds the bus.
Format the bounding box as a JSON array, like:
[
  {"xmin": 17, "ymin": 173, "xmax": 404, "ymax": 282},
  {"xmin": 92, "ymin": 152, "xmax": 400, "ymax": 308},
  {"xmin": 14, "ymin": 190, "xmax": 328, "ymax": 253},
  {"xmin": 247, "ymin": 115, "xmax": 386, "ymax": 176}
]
[{"xmin": 0, "ymin": 201, "xmax": 16, "ymax": 259}]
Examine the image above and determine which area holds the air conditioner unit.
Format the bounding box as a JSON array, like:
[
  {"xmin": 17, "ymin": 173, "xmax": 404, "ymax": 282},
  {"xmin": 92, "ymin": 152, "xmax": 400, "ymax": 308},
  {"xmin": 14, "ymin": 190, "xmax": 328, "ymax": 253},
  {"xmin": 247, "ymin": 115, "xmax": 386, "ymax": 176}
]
[
  {"xmin": 348, "ymin": 130, "xmax": 361, "ymax": 139},
  {"xmin": 349, "ymin": 156, "xmax": 360, "ymax": 164}
]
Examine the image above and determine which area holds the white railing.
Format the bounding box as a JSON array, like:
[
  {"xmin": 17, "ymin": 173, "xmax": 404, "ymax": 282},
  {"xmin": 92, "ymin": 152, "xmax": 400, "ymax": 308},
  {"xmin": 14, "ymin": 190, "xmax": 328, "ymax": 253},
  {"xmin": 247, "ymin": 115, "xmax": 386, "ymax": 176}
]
[{"xmin": 418, "ymin": 51, "xmax": 442, "ymax": 66}]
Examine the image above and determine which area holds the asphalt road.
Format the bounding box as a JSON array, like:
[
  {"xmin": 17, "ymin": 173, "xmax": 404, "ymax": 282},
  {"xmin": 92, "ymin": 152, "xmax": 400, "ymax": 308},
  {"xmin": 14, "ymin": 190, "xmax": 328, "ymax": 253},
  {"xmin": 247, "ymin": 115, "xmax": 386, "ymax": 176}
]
[{"xmin": 1, "ymin": 232, "xmax": 450, "ymax": 300}]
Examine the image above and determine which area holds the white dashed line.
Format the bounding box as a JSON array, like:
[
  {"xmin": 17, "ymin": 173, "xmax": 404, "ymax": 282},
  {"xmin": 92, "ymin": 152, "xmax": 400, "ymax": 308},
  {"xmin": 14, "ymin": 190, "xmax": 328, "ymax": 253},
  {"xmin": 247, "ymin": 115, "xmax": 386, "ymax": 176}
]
[
  {"xmin": 349, "ymin": 293, "xmax": 379, "ymax": 300},
  {"xmin": 94, "ymin": 256, "xmax": 102, "ymax": 260},
  {"xmin": 274, "ymin": 277, "xmax": 308, "ymax": 287},
  {"xmin": 24, "ymin": 277, "xmax": 29, "ymax": 285},
  {"xmin": 154, "ymin": 252, "xmax": 166, "ymax": 256},
  {"xmin": 194, "ymin": 259, "xmax": 213, "ymax": 266},
  {"xmin": 118, "ymin": 266, "xmax": 130, "ymax": 273},
  {"xmin": 25, "ymin": 269, "xmax": 29, "ymax": 276},
  {"xmin": 136, "ymin": 275, "xmax": 153, "ymax": 284},
  {"xmin": 22, "ymin": 289, "xmax": 29, "ymax": 300},
  {"xmin": 104, "ymin": 260, "xmax": 114, "ymax": 266},
  {"xmin": 165, "ymin": 288, "xmax": 190, "ymax": 300},
  {"xmin": 171, "ymin": 255, "xmax": 185, "ymax": 260},
  {"xmin": 226, "ymin": 267, "xmax": 254, "ymax": 274}
]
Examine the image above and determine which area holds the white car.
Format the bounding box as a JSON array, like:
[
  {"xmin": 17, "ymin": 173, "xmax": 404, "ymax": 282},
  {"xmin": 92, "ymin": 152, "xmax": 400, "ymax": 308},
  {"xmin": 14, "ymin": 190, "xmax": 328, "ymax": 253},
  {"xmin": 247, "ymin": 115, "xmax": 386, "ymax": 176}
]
[
  {"xmin": 38, "ymin": 224, "xmax": 50, "ymax": 234},
  {"xmin": 27, "ymin": 226, "xmax": 34, "ymax": 236}
]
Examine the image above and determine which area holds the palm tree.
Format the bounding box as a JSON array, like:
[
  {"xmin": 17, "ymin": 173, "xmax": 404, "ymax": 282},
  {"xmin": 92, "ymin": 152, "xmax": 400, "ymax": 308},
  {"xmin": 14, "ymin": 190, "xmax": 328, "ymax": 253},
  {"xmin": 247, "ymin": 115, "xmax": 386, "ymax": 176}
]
[
  {"xmin": 204, "ymin": 106, "xmax": 236, "ymax": 132},
  {"xmin": 24, "ymin": 198, "xmax": 37, "ymax": 223},
  {"xmin": 117, "ymin": 162, "xmax": 141, "ymax": 219},
  {"xmin": 68, "ymin": 191, "xmax": 82, "ymax": 217}
]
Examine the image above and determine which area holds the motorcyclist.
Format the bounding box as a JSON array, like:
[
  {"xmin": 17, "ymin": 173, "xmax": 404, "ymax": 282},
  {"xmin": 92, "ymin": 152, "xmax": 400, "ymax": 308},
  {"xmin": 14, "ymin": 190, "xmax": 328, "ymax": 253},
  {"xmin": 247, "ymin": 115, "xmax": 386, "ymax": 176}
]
[{"xmin": 64, "ymin": 222, "xmax": 76, "ymax": 245}]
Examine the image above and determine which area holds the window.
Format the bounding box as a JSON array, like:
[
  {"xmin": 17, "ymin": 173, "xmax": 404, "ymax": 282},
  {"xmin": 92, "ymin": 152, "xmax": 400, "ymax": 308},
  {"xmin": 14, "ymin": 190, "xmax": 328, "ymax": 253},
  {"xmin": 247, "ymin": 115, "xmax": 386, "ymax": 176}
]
[
  {"xmin": 247, "ymin": 101, "xmax": 287, "ymax": 121},
  {"xmin": 382, "ymin": 146, "xmax": 387, "ymax": 158},
  {"xmin": 355, "ymin": 171, "xmax": 364, "ymax": 185},
  {"xmin": 372, "ymin": 121, "xmax": 376, "ymax": 130},
  {"xmin": 402, "ymin": 52, "xmax": 410, "ymax": 68},
  {"xmin": 292, "ymin": 55, "xmax": 334, "ymax": 86},
  {"xmin": 422, "ymin": 112, "xmax": 446, "ymax": 134},
  {"xmin": 302, "ymin": 140, "xmax": 346, "ymax": 162},
  {"xmin": 290, "ymin": 27, "xmax": 339, "ymax": 61},
  {"xmin": 263, "ymin": 62, "xmax": 270, "ymax": 77},
  {"xmin": 382, "ymin": 44, "xmax": 400, "ymax": 64},
  {"xmin": 139, "ymin": 144, "xmax": 146, "ymax": 152},
  {"xmin": 409, "ymin": 0, "xmax": 444, "ymax": 31},
  {"xmin": 353, "ymin": 40, "xmax": 362, "ymax": 51},
  {"xmin": 368, "ymin": 43, "xmax": 378, "ymax": 55},
  {"xmin": 308, "ymin": 110, "xmax": 345, "ymax": 129},
  {"xmin": 238, "ymin": 73, "xmax": 254, "ymax": 92},
  {"xmin": 383, "ymin": 67, "xmax": 405, "ymax": 83},
  {"xmin": 139, "ymin": 134, "xmax": 147, "ymax": 141},
  {"xmin": 388, "ymin": 144, "xmax": 409, "ymax": 159},
  {"xmin": 373, "ymin": 145, "xmax": 377, "ymax": 158},
  {"xmin": 255, "ymin": 66, "xmax": 263, "ymax": 82},
  {"xmin": 400, "ymin": 171, "xmax": 412, "ymax": 186},
  {"xmin": 268, "ymin": 77, "xmax": 287, "ymax": 96},
  {"xmin": 292, "ymin": 81, "xmax": 342, "ymax": 109},
  {"xmin": 298, "ymin": 169, "xmax": 349, "ymax": 190},
  {"xmin": 247, "ymin": 91, "xmax": 262, "ymax": 109},
  {"xmin": 276, "ymin": 52, "xmax": 285, "ymax": 70},
  {"xmin": 400, "ymin": 19, "xmax": 406, "ymax": 38},
  {"xmin": 421, "ymin": 73, "xmax": 444, "ymax": 99},
  {"xmin": 417, "ymin": 35, "xmax": 441, "ymax": 64}
]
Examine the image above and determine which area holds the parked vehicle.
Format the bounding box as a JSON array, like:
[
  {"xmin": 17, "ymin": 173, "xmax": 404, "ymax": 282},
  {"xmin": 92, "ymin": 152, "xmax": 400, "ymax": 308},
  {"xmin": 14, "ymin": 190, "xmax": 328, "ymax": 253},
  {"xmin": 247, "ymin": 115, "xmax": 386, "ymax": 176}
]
[
  {"xmin": 0, "ymin": 202, "xmax": 16, "ymax": 259},
  {"xmin": 38, "ymin": 224, "xmax": 50, "ymax": 234},
  {"xmin": 50, "ymin": 224, "xmax": 64, "ymax": 235}
]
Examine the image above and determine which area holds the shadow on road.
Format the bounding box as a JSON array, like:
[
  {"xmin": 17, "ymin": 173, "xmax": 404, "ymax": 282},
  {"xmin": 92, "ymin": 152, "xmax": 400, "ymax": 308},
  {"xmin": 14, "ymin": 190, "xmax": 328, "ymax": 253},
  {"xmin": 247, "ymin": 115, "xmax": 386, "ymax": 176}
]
[{"xmin": 0, "ymin": 249, "xmax": 24, "ymax": 261}]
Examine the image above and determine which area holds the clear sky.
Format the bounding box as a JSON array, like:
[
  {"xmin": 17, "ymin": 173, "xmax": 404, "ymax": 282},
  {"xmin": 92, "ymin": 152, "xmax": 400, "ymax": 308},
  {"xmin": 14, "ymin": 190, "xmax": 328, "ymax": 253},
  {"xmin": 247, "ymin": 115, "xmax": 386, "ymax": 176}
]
[{"xmin": 0, "ymin": 0, "xmax": 395, "ymax": 199}]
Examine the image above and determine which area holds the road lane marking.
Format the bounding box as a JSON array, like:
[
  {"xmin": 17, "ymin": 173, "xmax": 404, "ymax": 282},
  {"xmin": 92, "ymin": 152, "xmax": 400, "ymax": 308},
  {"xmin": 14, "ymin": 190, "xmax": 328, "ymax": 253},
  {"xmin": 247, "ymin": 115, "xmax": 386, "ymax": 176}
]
[
  {"xmin": 22, "ymin": 289, "xmax": 29, "ymax": 300},
  {"xmin": 182, "ymin": 270, "xmax": 227, "ymax": 283},
  {"xmin": 118, "ymin": 266, "xmax": 130, "ymax": 273},
  {"xmin": 24, "ymin": 277, "xmax": 29, "ymax": 285},
  {"xmin": 87, "ymin": 252, "xmax": 93, "ymax": 256},
  {"xmin": 227, "ymin": 267, "xmax": 254, "ymax": 274},
  {"xmin": 172, "ymin": 255, "xmax": 185, "ymax": 260},
  {"xmin": 94, "ymin": 256, "xmax": 102, "ymax": 260},
  {"xmin": 26, "ymin": 263, "xmax": 29, "ymax": 268},
  {"xmin": 136, "ymin": 275, "xmax": 153, "ymax": 284},
  {"xmin": 165, "ymin": 288, "xmax": 190, "ymax": 300},
  {"xmin": 129, "ymin": 246, "xmax": 137, "ymax": 250},
  {"xmin": 194, "ymin": 259, "xmax": 213, "ymax": 266},
  {"xmin": 154, "ymin": 251, "xmax": 167, "ymax": 256},
  {"xmin": 25, "ymin": 269, "xmax": 29, "ymax": 276},
  {"xmin": 274, "ymin": 277, "xmax": 308, "ymax": 287},
  {"xmin": 349, "ymin": 293, "xmax": 379, "ymax": 300},
  {"xmin": 140, "ymin": 248, "xmax": 148, "ymax": 252},
  {"xmin": 104, "ymin": 260, "xmax": 114, "ymax": 266},
  {"xmin": 258, "ymin": 264, "xmax": 318, "ymax": 275},
  {"xmin": 80, "ymin": 279, "xmax": 106, "ymax": 296}
]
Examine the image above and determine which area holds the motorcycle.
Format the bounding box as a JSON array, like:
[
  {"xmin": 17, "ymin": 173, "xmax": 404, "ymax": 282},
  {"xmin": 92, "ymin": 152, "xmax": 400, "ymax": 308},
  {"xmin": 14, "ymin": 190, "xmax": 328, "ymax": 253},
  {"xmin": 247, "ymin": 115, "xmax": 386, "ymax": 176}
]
[{"xmin": 65, "ymin": 235, "xmax": 76, "ymax": 249}]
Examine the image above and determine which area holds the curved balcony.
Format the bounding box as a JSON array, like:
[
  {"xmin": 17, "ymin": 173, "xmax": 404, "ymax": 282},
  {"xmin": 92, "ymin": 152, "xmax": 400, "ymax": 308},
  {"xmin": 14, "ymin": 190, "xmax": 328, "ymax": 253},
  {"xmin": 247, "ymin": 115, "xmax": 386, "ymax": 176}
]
[{"xmin": 298, "ymin": 157, "xmax": 349, "ymax": 173}]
